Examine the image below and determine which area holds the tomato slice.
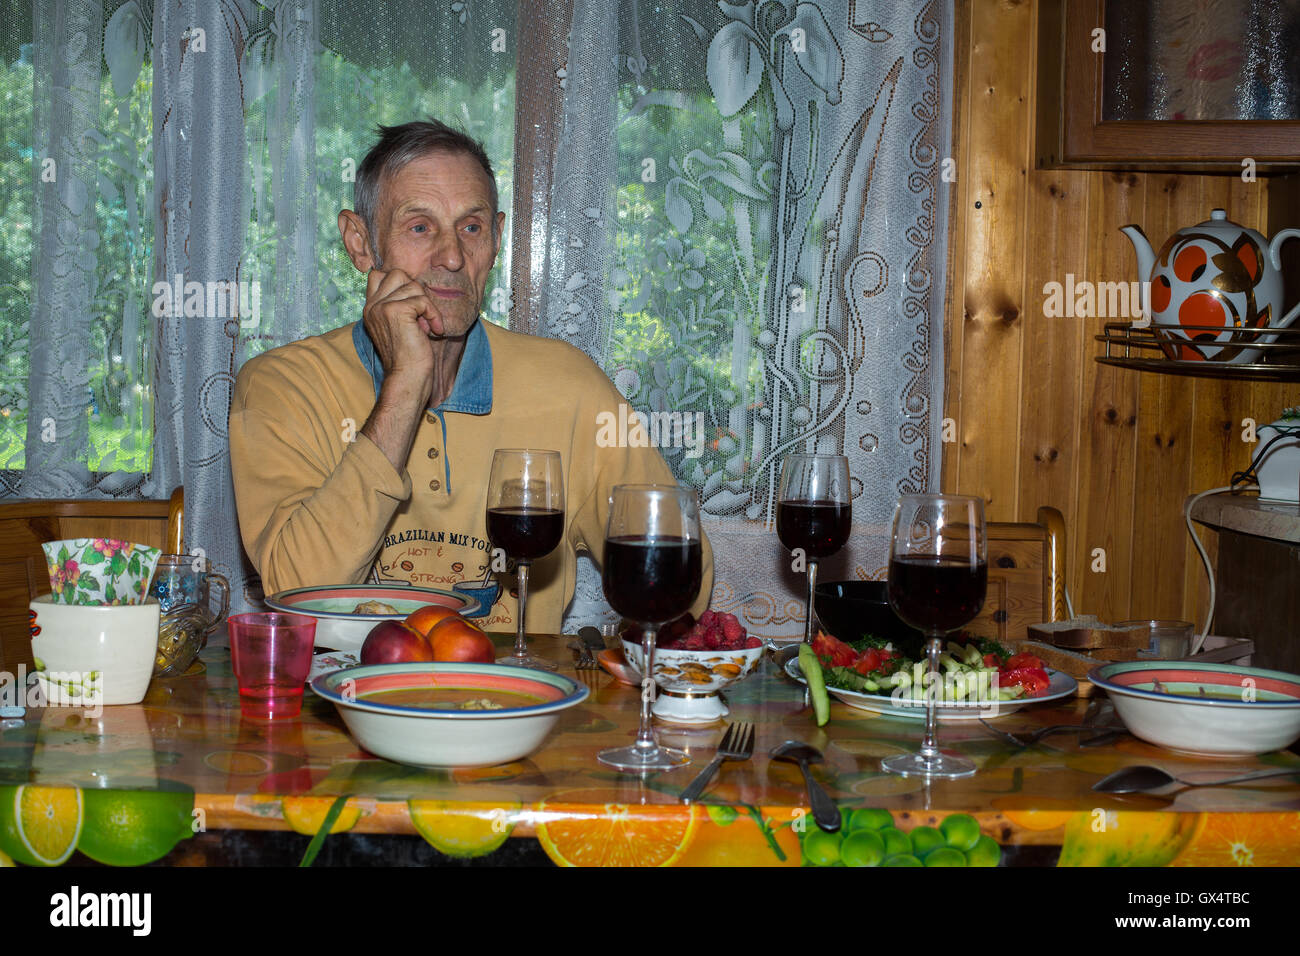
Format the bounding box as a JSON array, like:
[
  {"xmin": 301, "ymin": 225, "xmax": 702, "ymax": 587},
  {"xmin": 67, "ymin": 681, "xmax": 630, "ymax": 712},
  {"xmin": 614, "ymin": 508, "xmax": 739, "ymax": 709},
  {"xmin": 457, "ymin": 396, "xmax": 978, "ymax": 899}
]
[
  {"xmin": 999, "ymin": 666, "xmax": 1051, "ymax": 697},
  {"xmin": 1004, "ymin": 652, "xmax": 1045, "ymax": 672},
  {"xmin": 983, "ymin": 653, "xmax": 1002, "ymax": 669},
  {"xmin": 812, "ymin": 631, "xmax": 858, "ymax": 668},
  {"xmin": 854, "ymin": 648, "xmax": 882, "ymax": 675}
]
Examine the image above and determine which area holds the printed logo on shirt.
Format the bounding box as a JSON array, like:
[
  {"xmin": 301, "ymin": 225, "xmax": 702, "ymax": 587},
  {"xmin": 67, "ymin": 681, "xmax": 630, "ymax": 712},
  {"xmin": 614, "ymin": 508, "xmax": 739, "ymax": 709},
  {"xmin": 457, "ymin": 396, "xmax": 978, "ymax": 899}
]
[{"xmin": 377, "ymin": 527, "xmax": 514, "ymax": 629}]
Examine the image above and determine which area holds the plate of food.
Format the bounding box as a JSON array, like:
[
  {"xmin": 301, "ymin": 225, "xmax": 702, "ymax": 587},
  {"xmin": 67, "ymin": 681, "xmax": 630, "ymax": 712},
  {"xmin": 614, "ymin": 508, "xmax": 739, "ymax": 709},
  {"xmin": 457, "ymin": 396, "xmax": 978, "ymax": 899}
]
[
  {"xmin": 266, "ymin": 584, "xmax": 480, "ymax": 653},
  {"xmin": 782, "ymin": 632, "xmax": 1077, "ymax": 721}
]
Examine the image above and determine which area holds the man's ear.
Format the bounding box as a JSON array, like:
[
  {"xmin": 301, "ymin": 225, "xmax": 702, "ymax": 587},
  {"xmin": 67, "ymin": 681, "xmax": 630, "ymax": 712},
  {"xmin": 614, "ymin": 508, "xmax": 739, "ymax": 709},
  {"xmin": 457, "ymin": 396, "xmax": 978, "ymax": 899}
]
[
  {"xmin": 494, "ymin": 210, "xmax": 506, "ymax": 254},
  {"xmin": 338, "ymin": 210, "xmax": 377, "ymax": 272}
]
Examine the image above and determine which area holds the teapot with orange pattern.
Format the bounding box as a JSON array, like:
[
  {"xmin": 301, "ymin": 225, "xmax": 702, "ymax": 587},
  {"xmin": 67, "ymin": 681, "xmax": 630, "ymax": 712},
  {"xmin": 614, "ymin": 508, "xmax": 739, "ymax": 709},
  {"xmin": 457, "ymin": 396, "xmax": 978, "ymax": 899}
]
[{"xmin": 1122, "ymin": 208, "xmax": 1300, "ymax": 364}]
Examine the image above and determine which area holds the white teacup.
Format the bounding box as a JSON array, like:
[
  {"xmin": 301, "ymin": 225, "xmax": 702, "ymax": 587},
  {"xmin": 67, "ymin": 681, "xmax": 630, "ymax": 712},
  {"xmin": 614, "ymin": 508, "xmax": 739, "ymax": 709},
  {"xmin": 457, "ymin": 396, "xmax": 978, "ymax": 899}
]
[{"xmin": 29, "ymin": 595, "xmax": 160, "ymax": 706}]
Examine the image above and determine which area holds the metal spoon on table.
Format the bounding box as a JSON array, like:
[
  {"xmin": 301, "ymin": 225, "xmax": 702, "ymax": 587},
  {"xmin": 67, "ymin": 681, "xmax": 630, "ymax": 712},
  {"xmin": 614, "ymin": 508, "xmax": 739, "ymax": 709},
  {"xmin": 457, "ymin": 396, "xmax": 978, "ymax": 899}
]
[
  {"xmin": 1093, "ymin": 765, "xmax": 1300, "ymax": 794},
  {"xmin": 771, "ymin": 741, "xmax": 840, "ymax": 832}
]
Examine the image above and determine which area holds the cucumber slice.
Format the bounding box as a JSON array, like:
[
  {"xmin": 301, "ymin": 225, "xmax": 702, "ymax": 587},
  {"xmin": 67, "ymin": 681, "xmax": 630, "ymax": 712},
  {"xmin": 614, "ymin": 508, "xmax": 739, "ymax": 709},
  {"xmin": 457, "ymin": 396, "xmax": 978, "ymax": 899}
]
[{"xmin": 798, "ymin": 644, "xmax": 831, "ymax": 727}]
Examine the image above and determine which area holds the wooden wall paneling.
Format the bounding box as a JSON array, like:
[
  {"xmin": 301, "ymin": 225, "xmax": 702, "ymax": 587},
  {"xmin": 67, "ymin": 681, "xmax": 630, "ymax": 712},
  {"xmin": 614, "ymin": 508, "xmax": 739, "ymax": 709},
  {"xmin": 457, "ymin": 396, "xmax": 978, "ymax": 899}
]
[
  {"xmin": 1257, "ymin": 174, "xmax": 1300, "ymax": 479},
  {"xmin": 951, "ymin": 0, "xmax": 1035, "ymax": 521},
  {"xmin": 946, "ymin": 1, "xmax": 1299, "ymax": 628},
  {"xmin": 1127, "ymin": 175, "xmax": 1197, "ymax": 622},
  {"xmin": 1015, "ymin": 161, "xmax": 1088, "ymax": 537},
  {"xmin": 941, "ymin": 0, "xmax": 973, "ymax": 497},
  {"xmin": 1178, "ymin": 176, "xmax": 1260, "ymax": 628},
  {"xmin": 1073, "ymin": 169, "xmax": 1143, "ymax": 624}
]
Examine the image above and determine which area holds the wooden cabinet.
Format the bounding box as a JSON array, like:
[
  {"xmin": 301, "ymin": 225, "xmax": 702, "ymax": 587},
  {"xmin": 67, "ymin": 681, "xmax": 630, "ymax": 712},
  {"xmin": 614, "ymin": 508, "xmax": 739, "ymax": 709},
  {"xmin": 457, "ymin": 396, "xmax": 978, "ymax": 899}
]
[{"xmin": 1037, "ymin": 0, "xmax": 1300, "ymax": 169}]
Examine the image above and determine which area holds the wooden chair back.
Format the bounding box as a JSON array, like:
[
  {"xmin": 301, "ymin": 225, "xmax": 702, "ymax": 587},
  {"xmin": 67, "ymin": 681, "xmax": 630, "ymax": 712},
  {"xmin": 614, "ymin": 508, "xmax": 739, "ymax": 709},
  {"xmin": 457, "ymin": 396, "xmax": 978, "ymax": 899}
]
[
  {"xmin": 966, "ymin": 506, "xmax": 1069, "ymax": 643},
  {"xmin": 0, "ymin": 488, "xmax": 183, "ymax": 671}
]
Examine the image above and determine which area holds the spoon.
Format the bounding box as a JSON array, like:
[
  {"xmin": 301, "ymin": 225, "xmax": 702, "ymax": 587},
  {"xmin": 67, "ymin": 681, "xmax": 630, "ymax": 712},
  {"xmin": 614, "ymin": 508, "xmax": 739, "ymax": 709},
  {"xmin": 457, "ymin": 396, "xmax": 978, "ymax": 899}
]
[
  {"xmin": 770, "ymin": 741, "xmax": 840, "ymax": 832},
  {"xmin": 1093, "ymin": 765, "xmax": 1300, "ymax": 794}
]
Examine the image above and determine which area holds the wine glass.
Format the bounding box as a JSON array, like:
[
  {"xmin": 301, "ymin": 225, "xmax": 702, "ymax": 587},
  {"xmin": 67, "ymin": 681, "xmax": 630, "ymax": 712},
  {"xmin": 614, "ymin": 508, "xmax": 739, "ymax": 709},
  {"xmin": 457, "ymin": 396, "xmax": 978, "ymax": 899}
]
[
  {"xmin": 776, "ymin": 454, "xmax": 851, "ymax": 643},
  {"xmin": 597, "ymin": 484, "xmax": 703, "ymax": 772},
  {"xmin": 881, "ymin": 494, "xmax": 988, "ymax": 778},
  {"xmin": 486, "ymin": 449, "xmax": 565, "ymax": 670}
]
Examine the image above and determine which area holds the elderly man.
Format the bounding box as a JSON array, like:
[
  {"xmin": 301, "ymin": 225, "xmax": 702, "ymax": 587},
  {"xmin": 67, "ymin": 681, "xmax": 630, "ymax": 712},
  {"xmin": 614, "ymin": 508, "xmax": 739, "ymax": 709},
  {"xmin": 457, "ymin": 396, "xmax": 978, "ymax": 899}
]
[{"xmin": 229, "ymin": 119, "xmax": 712, "ymax": 634}]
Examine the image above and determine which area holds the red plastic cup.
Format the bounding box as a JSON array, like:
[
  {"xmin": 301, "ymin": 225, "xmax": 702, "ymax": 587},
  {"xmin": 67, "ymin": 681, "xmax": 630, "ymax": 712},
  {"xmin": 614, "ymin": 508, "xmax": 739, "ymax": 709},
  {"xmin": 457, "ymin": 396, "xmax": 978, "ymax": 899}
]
[{"xmin": 227, "ymin": 612, "xmax": 316, "ymax": 719}]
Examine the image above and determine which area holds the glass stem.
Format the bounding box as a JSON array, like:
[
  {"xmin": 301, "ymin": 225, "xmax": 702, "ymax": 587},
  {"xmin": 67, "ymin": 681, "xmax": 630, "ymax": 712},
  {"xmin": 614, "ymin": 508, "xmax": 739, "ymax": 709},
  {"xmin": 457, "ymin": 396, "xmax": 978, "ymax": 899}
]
[
  {"xmin": 919, "ymin": 635, "xmax": 941, "ymax": 761},
  {"xmin": 634, "ymin": 625, "xmax": 659, "ymax": 752},
  {"xmin": 513, "ymin": 561, "xmax": 530, "ymax": 660},
  {"xmin": 803, "ymin": 559, "xmax": 819, "ymax": 644}
]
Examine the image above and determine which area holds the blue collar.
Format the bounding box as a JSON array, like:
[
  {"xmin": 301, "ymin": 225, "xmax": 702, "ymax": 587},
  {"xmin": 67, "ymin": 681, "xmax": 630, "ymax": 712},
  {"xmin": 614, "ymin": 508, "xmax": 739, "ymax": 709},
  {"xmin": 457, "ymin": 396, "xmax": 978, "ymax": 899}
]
[{"xmin": 352, "ymin": 318, "xmax": 493, "ymax": 415}]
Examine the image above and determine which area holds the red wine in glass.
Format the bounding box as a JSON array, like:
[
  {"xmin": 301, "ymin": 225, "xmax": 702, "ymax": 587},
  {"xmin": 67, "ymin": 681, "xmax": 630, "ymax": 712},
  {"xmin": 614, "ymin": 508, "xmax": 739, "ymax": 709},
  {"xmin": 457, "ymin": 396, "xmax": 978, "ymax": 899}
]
[
  {"xmin": 881, "ymin": 494, "xmax": 988, "ymax": 780},
  {"xmin": 597, "ymin": 484, "xmax": 703, "ymax": 773},
  {"xmin": 486, "ymin": 449, "xmax": 564, "ymax": 670},
  {"xmin": 603, "ymin": 535, "xmax": 702, "ymax": 624},
  {"xmin": 486, "ymin": 507, "xmax": 565, "ymax": 562},
  {"xmin": 776, "ymin": 454, "xmax": 851, "ymax": 644},
  {"xmin": 776, "ymin": 500, "xmax": 851, "ymax": 558},
  {"xmin": 887, "ymin": 556, "xmax": 989, "ymax": 633}
]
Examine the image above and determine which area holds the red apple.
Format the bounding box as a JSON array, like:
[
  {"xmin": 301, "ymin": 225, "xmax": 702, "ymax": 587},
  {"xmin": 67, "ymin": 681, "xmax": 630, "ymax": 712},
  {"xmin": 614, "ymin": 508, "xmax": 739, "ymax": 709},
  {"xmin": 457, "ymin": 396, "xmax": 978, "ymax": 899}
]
[
  {"xmin": 360, "ymin": 620, "xmax": 435, "ymax": 665},
  {"xmin": 427, "ymin": 617, "xmax": 495, "ymax": 663}
]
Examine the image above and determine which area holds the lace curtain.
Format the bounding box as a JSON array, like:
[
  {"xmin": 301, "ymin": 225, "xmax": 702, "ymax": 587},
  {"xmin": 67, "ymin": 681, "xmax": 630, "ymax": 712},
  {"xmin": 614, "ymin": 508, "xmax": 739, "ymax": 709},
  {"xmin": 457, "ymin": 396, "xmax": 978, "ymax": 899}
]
[
  {"xmin": 537, "ymin": 0, "xmax": 954, "ymax": 638},
  {"xmin": 9, "ymin": 0, "xmax": 951, "ymax": 634},
  {"xmin": 8, "ymin": 0, "xmax": 515, "ymax": 613}
]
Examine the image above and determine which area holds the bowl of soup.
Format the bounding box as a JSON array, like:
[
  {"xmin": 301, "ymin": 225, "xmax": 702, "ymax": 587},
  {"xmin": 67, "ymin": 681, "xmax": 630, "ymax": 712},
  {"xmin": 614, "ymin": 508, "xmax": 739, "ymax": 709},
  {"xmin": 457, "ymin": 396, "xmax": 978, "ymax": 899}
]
[
  {"xmin": 1088, "ymin": 660, "xmax": 1300, "ymax": 756},
  {"xmin": 310, "ymin": 662, "xmax": 588, "ymax": 767}
]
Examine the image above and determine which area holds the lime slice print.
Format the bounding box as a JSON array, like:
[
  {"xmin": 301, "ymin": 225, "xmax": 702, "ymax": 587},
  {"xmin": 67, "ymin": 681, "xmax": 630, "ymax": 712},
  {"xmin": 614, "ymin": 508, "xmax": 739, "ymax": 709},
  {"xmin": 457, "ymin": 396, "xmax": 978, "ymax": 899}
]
[
  {"xmin": 0, "ymin": 785, "xmax": 83, "ymax": 866},
  {"xmin": 77, "ymin": 787, "xmax": 194, "ymax": 866},
  {"xmin": 409, "ymin": 799, "xmax": 519, "ymax": 859}
]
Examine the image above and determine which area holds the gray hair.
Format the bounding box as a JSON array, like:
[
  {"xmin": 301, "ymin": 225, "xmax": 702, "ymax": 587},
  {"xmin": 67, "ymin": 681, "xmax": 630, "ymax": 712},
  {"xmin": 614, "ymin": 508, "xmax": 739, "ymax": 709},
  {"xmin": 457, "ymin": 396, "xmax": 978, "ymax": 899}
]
[{"xmin": 354, "ymin": 119, "xmax": 499, "ymax": 266}]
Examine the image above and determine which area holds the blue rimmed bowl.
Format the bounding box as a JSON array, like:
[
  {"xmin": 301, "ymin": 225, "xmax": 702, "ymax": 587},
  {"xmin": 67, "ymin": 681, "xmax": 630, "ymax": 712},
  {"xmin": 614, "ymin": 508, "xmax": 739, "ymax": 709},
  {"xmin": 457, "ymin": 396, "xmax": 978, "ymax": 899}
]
[
  {"xmin": 310, "ymin": 662, "xmax": 588, "ymax": 768},
  {"xmin": 266, "ymin": 584, "xmax": 480, "ymax": 653},
  {"xmin": 1089, "ymin": 660, "xmax": 1300, "ymax": 756}
]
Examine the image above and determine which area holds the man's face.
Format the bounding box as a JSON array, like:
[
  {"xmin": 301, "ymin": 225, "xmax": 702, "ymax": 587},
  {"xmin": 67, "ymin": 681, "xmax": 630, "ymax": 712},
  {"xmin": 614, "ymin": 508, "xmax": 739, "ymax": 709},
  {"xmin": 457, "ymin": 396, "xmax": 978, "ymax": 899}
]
[{"xmin": 368, "ymin": 150, "xmax": 503, "ymax": 338}]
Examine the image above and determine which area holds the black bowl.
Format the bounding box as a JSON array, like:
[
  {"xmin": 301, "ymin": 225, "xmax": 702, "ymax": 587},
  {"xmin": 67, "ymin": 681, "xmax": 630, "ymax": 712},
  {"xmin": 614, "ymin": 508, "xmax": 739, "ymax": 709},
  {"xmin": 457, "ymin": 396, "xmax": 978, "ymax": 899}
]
[{"xmin": 813, "ymin": 580, "xmax": 925, "ymax": 657}]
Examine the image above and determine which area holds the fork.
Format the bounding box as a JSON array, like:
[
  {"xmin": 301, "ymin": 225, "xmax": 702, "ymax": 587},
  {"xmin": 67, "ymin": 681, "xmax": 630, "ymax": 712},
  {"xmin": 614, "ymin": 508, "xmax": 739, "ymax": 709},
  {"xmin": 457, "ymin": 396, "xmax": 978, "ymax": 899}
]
[
  {"xmin": 978, "ymin": 718, "xmax": 1094, "ymax": 748},
  {"xmin": 572, "ymin": 626, "xmax": 603, "ymax": 670},
  {"xmin": 679, "ymin": 722, "xmax": 755, "ymax": 804}
]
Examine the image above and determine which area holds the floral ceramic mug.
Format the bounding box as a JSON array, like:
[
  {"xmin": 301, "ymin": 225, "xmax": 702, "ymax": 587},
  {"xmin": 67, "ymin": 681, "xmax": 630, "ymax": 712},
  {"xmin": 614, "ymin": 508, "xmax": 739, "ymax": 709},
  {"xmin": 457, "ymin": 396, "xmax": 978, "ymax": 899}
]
[{"xmin": 42, "ymin": 538, "xmax": 162, "ymax": 606}]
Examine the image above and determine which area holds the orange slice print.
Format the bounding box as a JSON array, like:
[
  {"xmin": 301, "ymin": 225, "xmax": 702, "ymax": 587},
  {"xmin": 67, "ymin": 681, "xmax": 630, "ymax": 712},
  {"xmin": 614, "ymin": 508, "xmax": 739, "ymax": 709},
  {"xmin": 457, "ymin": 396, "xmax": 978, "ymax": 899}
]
[
  {"xmin": 1171, "ymin": 812, "xmax": 1300, "ymax": 867},
  {"xmin": 535, "ymin": 788, "xmax": 700, "ymax": 867}
]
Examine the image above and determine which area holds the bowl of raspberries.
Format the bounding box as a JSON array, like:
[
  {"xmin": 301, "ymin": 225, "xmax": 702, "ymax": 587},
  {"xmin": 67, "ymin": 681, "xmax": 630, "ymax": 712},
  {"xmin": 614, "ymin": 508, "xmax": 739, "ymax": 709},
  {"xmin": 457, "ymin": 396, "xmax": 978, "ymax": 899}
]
[{"xmin": 620, "ymin": 610, "xmax": 764, "ymax": 724}]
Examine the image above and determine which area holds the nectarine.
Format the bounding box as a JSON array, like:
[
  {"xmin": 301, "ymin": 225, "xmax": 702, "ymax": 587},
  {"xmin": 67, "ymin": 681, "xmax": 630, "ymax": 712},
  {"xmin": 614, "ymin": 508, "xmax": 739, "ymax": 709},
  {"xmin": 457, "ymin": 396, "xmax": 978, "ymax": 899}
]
[
  {"xmin": 360, "ymin": 620, "xmax": 434, "ymax": 665},
  {"xmin": 427, "ymin": 617, "xmax": 495, "ymax": 663},
  {"xmin": 404, "ymin": 604, "xmax": 461, "ymax": 639}
]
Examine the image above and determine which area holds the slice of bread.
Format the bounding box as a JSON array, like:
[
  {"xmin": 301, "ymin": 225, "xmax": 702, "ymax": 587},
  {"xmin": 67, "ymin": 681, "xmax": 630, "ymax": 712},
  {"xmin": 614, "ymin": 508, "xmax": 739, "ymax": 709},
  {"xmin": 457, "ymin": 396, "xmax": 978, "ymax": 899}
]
[
  {"xmin": 1027, "ymin": 617, "xmax": 1149, "ymax": 650},
  {"xmin": 1016, "ymin": 639, "xmax": 1097, "ymax": 680}
]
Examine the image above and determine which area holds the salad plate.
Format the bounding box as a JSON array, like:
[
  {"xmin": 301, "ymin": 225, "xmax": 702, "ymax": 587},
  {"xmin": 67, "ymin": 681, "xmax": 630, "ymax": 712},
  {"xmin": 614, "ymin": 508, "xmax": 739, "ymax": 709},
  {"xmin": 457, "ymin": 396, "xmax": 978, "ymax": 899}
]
[{"xmin": 783, "ymin": 654, "xmax": 1077, "ymax": 722}]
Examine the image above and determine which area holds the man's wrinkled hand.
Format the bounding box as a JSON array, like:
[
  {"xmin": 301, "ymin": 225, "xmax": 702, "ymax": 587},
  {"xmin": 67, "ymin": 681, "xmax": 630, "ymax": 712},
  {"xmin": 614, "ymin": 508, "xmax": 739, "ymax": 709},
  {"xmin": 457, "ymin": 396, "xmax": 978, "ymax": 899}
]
[{"xmin": 362, "ymin": 269, "xmax": 444, "ymax": 378}]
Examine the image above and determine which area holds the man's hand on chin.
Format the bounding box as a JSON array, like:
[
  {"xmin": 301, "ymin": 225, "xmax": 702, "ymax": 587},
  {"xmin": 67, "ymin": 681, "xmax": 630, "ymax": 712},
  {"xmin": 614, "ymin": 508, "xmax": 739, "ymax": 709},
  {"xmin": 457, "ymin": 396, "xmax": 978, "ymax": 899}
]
[
  {"xmin": 363, "ymin": 267, "xmax": 447, "ymax": 359},
  {"xmin": 359, "ymin": 268, "xmax": 442, "ymax": 471}
]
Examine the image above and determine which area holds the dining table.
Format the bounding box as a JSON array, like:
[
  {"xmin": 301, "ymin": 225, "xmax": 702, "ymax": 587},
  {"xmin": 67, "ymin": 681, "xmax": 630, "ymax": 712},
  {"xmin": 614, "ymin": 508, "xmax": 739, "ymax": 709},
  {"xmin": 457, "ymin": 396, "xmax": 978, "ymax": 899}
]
[{"xmin": 2, "ymin": 628, "xmax": 1298, "ymax": 868}]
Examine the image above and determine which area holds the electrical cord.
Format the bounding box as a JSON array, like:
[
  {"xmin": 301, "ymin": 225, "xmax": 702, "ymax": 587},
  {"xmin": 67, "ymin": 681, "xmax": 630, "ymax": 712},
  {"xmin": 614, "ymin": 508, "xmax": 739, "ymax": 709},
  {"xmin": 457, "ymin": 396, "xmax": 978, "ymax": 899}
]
[{"xmin": 1184, "ymin": 484, "xmax": 1236, "ymax": 657}]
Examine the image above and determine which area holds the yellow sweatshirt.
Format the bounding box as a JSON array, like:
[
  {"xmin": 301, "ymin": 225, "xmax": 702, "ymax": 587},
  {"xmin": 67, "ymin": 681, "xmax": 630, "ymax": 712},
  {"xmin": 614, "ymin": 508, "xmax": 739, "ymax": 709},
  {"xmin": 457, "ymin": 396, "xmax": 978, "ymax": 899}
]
[{"xmin": 229, "ymin": 318, "xmax": 713, "ymax": 633}]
